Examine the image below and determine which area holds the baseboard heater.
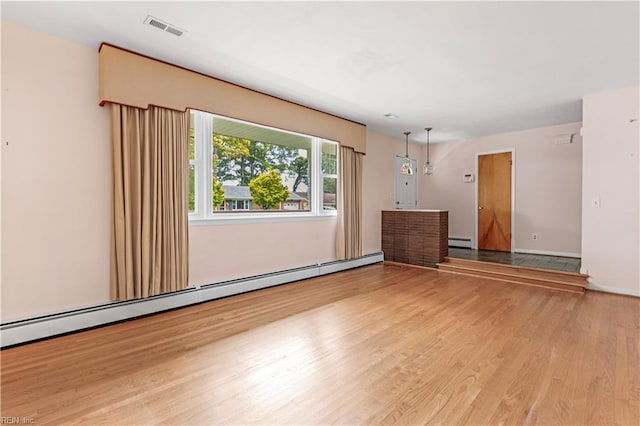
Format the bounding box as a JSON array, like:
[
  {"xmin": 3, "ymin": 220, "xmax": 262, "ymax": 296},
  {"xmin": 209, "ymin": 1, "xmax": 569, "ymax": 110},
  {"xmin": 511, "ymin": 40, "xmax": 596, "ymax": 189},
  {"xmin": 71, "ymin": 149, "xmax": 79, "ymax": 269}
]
[
  {"xmin": 0, "ymin": 252, "xmax": 384, "ymax": 348},
  {"xmin": 448, "ymin": 237, "xmax": 472, "ymax": 249}
]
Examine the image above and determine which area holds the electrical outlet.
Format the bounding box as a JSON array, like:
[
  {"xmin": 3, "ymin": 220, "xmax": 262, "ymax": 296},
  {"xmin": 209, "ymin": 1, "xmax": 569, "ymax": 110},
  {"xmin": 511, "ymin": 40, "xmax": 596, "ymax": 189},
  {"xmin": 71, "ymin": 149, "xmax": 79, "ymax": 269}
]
[{"xmin": 532, "ymin": 233, "xmax": 538, "ymax": 241}]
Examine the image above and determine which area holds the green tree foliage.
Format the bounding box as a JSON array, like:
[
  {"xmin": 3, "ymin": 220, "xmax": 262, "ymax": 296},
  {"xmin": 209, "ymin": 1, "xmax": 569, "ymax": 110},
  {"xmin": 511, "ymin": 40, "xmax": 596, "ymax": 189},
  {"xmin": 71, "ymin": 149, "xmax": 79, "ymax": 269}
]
[
  {"xmin": 237, "ymin": 142, "xmax": 273, "ymax": 185},
  {"xmin": 249, "ymin": 170, "xmax": 290, "ymax": 210},
  {"xmin": 212, "ymin": 179, "xmax": 225, "ymax": 210},
  {"xmin": 288, "ymin": 157, "xmax": 309, "ymax": 191},
  {"xmin": 189, "ymin": 128, "xmax": 196, "ymax": 160},
  {"xmin": 323, "ymin": 176, "xmax": 337, "ymax": 194},
  {"xmin": 213, "ymin": 134, "xmax": 250, "ymax": 162},
  {"xmin": 212, "ymin": 134, "xmax": 250, "ymax": 179},
  {"xmin": 214, "ymin": 134, "xmax": 307, "ymax": 187},
  {"xmin": 188, "ymin": 128, "xmax": 196, "ymax": 211},
  {"xmin": 188, "ymin": 166, "xmax": 195, "ymax": 211}
]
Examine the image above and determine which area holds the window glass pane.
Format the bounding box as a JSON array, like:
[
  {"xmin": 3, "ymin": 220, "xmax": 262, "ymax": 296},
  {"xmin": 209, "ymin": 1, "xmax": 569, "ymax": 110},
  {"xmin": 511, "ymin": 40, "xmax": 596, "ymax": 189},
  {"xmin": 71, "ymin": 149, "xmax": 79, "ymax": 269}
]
[
  {"xmin": 211, "ymin": 116, "xmax": 311, "ymax": 212},
  {"xmin": 322, "ymin": 142, "xmax": 337, "ymax": 175},
  {"xmin": 188, "ymin": 164, "xmax": 196, "ymax": 213},
  {"xmin": 212, "ymin": 177, "xmax": 224, "ymax": 212},
  {"xmin": 189, "ymin": 116, "xmax": 196, "ymax": 161},
  {"xmin": 323, "ymin": 177, "xmax": 337, "ymax": 210}
]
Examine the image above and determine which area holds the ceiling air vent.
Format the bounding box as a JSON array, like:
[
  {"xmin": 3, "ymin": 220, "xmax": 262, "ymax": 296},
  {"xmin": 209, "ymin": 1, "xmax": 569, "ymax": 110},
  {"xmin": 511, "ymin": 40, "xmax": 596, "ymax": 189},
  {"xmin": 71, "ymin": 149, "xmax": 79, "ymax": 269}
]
[
  {"xmin": 144, "ymin": 15, "xmax": 185, "ymax": 37},
  {"xmin": 165, "ymin": 27, "xmax": 183, "ymax": 37}
]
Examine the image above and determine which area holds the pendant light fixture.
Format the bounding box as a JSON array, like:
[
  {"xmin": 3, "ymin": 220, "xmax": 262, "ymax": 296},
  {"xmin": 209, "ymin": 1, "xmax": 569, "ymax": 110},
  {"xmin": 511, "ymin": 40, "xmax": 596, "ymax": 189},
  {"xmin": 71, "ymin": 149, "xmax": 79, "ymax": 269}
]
[
  {"xmin": 400, "ymin": 131, "xmax": 413, "ymax": 175},
  {"xmin": 424, "ymin": 127, "xmax": 433, "ymax": 175}
]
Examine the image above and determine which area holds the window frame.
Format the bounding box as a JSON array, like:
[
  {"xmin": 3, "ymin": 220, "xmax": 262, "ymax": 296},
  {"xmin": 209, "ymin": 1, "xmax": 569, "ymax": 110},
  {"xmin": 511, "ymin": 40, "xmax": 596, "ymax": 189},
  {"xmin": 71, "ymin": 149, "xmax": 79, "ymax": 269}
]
[{"xmin": 188, "ymin": 110, "xmax": 339, "ymax": 224}]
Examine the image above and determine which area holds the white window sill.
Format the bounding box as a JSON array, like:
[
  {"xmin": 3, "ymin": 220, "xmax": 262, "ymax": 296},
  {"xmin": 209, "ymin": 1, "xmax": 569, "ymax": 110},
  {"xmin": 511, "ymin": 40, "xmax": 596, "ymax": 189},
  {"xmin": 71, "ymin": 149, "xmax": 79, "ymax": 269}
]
[{"xmin": 188, "ymin": 211, "xmax": 337, "ymax": 226}]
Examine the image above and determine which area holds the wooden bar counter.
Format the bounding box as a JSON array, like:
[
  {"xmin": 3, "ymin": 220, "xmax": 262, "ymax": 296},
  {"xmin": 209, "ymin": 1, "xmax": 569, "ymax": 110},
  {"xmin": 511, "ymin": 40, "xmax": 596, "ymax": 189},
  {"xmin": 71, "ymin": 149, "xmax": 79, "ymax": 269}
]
[{"xmin": 382, "ymin": 209, "xmax": 448, "ymax": 267}]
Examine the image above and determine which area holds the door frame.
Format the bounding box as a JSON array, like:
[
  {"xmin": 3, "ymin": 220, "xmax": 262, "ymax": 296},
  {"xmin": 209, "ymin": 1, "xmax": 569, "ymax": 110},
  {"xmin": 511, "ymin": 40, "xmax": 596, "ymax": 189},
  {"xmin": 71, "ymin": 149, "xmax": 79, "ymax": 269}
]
[{"xmin": 474, "ymin": 148, "xmax": 516, "ymax": 252}]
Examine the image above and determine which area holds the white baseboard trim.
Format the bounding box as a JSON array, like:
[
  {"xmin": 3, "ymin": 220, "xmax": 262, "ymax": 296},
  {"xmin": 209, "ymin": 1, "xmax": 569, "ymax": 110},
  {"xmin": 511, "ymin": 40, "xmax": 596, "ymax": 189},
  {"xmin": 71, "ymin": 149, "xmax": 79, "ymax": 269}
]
[
  {"xmin": 587, "ymin": 283, "xmax": 640, "ymax": 297},
  {"xmin": 514, "ymin": 248, "xmax": 581, "ymax": 258},
  {"xmin": 448, "ymin": 237, "xmax": 473, "ymax": 249},
  {"xmin": 0, "ymin": 253, "xmax": 384, "ymax": 348}
]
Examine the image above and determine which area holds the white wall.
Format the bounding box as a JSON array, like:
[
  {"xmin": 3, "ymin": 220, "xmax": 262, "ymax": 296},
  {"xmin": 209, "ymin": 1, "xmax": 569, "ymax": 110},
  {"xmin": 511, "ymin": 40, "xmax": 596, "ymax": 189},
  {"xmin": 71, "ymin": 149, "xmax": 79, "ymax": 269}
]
[
  {"xmin": 419, "ymin": 123, "xmax": 583, "ymax": 255},
  {"xmin": 582, "ymin": 86, "xmax": 639, "ymax": 296}
]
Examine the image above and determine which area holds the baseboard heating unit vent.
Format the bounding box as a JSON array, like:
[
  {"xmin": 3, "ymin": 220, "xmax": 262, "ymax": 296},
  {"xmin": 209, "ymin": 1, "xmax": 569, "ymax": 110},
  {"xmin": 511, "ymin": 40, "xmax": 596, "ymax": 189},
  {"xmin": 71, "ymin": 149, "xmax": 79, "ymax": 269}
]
[
  {"xmin": 1, "ymin": 252, "xmax": 383, "ymax": 348},
  {"xmin": 448, "ymin": 237, "xmax": 472, "ymax": 249}
]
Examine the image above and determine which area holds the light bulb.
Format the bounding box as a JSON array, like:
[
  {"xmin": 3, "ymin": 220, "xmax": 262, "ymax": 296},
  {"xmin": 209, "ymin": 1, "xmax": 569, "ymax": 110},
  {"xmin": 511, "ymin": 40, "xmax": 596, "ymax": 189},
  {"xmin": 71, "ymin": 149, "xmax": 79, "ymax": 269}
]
[{"xmin": 400, "ymin": 157, "xmax": 413, "ymax": 175}]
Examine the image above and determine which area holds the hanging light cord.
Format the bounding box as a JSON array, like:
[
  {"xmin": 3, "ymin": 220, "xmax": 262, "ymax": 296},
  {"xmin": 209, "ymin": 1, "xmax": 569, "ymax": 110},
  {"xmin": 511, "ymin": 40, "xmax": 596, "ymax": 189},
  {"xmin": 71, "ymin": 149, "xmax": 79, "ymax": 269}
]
[
  {"xmin": 404, "ymin": 131, "xmax": 411, "ymax": 157},
  {"xmin": 425, "ymin": 127, "xmax": 432, "ymax": 164}
]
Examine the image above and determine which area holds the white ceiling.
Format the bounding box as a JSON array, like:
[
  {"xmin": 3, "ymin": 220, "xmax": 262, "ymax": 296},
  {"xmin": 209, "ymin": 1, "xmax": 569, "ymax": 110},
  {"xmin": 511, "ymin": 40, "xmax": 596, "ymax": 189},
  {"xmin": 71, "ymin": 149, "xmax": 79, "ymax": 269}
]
[{"xmin": 2, "ymin": 1, "xmax": 638, "ymax": 144}]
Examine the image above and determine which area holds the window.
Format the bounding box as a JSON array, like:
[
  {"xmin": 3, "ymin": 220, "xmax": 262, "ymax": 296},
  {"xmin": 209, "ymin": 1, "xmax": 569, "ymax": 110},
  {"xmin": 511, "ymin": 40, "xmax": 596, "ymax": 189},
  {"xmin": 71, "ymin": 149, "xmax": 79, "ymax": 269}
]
[
  {"xmin": 322, "ymin": 143, "xmax": 338, "ymax": 210},
  {"xmin": 189, "ymin": 110, "xmax": 338, "ymax": 220},
  {"xmin": 221, "ymin": 200, "xmax": 253, "ymax": 211}
]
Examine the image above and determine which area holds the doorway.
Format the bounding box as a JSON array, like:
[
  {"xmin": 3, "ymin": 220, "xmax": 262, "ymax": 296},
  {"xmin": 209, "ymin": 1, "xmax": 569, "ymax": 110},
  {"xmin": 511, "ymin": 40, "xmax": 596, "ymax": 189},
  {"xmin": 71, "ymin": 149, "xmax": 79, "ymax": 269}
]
[{"xmin": 476, "ymin": 150, "xmax": 514, "ymax": 252}]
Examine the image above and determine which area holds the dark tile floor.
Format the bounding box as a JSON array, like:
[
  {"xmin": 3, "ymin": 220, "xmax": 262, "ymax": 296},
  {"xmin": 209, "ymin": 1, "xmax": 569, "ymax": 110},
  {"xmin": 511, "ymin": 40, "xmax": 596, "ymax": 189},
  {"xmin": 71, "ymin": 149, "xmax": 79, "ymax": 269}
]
[{"xmin": 448, "ymin": 247, "xmax": 582, "ymax": 273}]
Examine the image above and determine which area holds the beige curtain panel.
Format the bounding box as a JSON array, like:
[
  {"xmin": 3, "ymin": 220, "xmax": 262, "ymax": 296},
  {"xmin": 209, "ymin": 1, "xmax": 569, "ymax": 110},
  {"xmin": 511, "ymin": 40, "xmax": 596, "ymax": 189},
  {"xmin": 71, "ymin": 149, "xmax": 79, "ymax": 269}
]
[
  {"xmin": 336, "ymin": 146, "xmax": 364, "ymax": 260},
  {"xmin": 111, "ymin": 104, "xmax": 189, "ymax": 300}
]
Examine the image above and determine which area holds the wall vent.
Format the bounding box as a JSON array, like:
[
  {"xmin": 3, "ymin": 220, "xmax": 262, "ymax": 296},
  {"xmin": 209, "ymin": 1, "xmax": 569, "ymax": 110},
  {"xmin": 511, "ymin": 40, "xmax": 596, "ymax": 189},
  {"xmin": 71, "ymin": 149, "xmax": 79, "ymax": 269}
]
[{"xmin": 144, "ymin": 15, "xmax": 185, "ymax": 37}]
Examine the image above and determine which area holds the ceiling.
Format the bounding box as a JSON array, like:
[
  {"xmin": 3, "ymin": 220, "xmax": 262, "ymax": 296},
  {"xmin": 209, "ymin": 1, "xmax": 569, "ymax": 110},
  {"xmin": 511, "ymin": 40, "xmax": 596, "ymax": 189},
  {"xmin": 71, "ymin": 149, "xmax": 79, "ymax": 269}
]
[{"xmin": 2, "ymin": 1, "xmax": 638, "ymax": 144}]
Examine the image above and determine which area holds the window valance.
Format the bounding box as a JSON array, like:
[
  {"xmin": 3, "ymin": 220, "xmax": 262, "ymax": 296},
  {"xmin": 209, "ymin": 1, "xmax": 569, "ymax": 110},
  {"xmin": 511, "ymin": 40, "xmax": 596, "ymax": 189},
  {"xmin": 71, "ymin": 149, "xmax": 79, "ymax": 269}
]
[{"xmin": 98, "ymin": 44, "xmax": 366, "ymax": 154}]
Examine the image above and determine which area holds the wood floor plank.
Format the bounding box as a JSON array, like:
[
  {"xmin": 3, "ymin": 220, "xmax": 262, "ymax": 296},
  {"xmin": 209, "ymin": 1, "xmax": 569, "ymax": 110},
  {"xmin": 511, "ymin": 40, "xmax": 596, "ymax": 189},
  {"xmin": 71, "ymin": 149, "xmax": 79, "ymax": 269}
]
[{"xmin": 1, "ymin": 263, "xmax": 638, "ymax": 425}]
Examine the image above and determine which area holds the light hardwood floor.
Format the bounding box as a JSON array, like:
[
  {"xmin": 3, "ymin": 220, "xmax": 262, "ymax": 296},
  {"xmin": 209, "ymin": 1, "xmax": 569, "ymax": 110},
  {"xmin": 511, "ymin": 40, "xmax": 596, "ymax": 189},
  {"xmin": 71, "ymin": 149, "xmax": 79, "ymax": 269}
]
[{"xmin": 2, "ymin": 263, "xmax": 639, "ymax": 425}]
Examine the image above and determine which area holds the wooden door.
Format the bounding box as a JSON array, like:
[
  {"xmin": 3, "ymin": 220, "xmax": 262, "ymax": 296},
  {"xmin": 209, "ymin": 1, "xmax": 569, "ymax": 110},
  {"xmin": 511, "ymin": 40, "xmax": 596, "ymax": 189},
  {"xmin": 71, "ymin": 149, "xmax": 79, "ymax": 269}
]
[{"xmin": 478, "ymin": 152, "xmax": 512, "ymax": 251}]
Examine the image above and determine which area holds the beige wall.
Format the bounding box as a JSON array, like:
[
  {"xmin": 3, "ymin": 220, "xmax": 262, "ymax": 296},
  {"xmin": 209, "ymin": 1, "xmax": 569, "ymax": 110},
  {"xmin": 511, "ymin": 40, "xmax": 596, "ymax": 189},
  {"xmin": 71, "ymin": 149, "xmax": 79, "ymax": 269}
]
[
  {"xmin": 0, "ymin": 22, "xmax": 4, "ymax": 315},
  {"xmin": 189, "ymin": 219, "xmax": 336, "ymax": 286},
  {"xmin": 0, "ymin": 22, "xmax": 380, "ymax": 322},
  {"xmin": 582, "ymin": 86, "xmax": 639, "ymax": 296},
  {"xmin": 419, "ymin": 122, "xmax": 583, "ymax": 255},
  {"xmin": 362, "ymin": 130, "xmax": 409, "ymax": 254},
  {"xmin": 1, "ymin": 21, "xmax": 112, "ymax": 320}
]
